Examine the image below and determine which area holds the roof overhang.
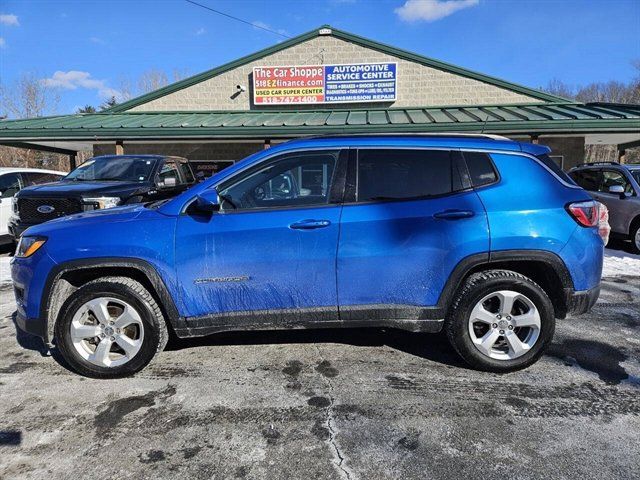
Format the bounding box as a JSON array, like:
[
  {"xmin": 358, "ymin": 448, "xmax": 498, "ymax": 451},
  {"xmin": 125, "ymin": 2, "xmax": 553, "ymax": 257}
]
[{"xmin": 0, "ymin": 103, "xmax": 638, "ymax": 149}]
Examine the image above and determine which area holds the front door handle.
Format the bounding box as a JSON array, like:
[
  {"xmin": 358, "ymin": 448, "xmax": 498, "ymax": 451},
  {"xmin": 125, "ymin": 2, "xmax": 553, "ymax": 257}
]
[
  {"xmin": 289, "ymin": 219, "xmax": 331, "ymax": 230},
  {"xmin": 433, "ymin": 209, "xmax": 475, "ymax": 220}
]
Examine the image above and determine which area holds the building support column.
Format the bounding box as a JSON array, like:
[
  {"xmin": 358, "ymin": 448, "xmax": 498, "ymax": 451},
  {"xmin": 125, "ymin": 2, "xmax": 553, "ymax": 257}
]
[
  {"xmin": 115, "ymin": 140, "xmax": 124, "ymax": 155},
  {"xmin": 69, "ymin": 152, "xmax": 77, "ymax": 170},
  {"xmin": 618, "ymin": 148, "xmax": 626, "ymax": 164}
]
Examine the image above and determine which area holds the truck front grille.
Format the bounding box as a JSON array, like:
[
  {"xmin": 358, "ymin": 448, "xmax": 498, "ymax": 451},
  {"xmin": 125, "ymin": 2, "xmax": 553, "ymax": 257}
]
[{"xmin": 18, "ymin": 198, "xmax": 83, "ymax": 223}]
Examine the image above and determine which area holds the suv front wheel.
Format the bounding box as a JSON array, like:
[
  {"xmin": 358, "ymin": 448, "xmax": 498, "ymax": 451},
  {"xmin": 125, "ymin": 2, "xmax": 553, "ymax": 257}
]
[
  {"xmin": 445, "ymin": 270, "xmax": 555, "ymax": 372},
  {"xmin": 55, "ymin": 277, "xmax": 168, "ymax": 378}
]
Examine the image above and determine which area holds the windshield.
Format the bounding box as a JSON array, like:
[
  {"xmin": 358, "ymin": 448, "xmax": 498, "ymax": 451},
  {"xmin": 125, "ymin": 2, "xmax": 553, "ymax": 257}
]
[
  {"xmin": 65, "ymin": 156, "xmax": 159, "ymax": 182},
  {"xmin": 631, "ymin": 169, "xmax": 640, "ymax": 186}
]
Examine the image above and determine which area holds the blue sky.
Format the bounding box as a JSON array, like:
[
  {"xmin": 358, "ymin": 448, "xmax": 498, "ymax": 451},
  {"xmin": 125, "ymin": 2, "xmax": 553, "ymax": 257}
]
[{"xmin": 1, "ymin": 0, "xmax": 639, "ymax": 115}]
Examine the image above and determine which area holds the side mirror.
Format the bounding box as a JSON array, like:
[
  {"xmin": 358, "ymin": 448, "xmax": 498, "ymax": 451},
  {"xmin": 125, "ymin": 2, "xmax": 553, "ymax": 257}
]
[
  {"xmin": 157, "ymin": 177, "xmax": 177, "ymax": 189},
  {"xmin": 194, "ymin": 190, "xmax": 221, "ymax": 214},
  {"xmin": 608, "ymin": 185, "xmax": 626, "ymax": 198}
]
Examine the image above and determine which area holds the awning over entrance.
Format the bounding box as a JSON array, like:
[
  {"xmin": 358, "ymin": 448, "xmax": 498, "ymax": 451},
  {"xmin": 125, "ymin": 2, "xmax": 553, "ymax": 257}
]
[{"xmin": 1, "ymin": 102, "xmax": 638, "ymax": 143}]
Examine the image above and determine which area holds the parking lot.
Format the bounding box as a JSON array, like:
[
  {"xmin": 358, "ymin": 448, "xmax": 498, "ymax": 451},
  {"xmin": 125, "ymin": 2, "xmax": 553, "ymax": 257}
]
[{"xmin": 0, "ymin": 245, "xmax": 639, "ymax": 480}]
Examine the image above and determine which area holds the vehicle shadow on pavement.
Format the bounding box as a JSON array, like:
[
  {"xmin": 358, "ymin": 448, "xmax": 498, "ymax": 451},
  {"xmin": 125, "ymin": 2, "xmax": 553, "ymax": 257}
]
[{"xmin": 166, "ymin": 327, "xmax": 470, "ymax": 369}]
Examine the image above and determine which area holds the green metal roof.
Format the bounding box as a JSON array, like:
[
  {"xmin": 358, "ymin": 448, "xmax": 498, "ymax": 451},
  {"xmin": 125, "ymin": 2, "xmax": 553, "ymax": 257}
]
[
  {"xmin": 0, "ymin": 103, "xmax": 638, "ymax": 141},
  {"xmin": 106, "ymin": 25, "xmax": 567, "ymax": 113}
]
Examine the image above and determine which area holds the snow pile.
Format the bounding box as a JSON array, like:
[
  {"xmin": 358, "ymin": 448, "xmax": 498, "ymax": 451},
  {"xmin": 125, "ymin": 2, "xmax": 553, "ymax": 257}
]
[
  {"xmin": 602, "ymin": 248, "xmax": 640, "ymax": 278},
  {"xmin": 0, "ymin": 257, "xmax": 11, "ymax": 284}
]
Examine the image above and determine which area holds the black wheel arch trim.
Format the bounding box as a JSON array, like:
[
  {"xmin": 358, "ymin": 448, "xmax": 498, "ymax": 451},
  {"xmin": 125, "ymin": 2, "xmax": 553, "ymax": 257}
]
[
  {"xmin": 40, "ymin": 257, "xmax": 180, "ymax": 342},
  {"xmin": 435, "ymin": 249, "xmax": 575, "ymax": 315}
]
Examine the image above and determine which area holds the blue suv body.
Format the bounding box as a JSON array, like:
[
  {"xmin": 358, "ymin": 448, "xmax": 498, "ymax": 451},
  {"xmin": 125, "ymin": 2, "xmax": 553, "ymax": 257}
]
[{"xmin": 11, "ymin": 135, "xmax": 603, "ymax": 377}]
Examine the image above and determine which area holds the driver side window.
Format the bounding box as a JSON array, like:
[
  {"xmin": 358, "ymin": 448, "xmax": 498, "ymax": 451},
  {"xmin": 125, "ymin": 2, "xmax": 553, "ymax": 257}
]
[
  {"xmin": 600, "ymin": 170, "xmax": 632, "ymax": 194},
  {"xmin": 218, "ymin": 150, "xmax": 338, "ymax": 211}
]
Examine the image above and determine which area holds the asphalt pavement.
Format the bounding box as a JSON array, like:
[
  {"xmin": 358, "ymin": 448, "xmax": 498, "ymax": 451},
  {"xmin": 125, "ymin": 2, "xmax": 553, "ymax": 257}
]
[{"xmin": 0, "ymin": 247, "xmax": 638, "ymax": 479}]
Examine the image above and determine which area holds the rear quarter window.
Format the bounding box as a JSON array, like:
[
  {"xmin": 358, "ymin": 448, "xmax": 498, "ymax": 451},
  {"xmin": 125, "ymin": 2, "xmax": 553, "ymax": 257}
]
[
  {"xmin": 535, "ymin": 153, "xmax": 575, "ymax": 185},
  {"xmin": 463, "ymin": 152, "xmax": 498, "ymax": 187}
]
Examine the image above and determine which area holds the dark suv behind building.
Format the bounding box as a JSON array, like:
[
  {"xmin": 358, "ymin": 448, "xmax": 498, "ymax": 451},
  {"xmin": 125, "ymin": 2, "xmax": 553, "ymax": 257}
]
[{"xmin": 9, "ymin": 155, "xmax": 195, "ymax": 239}]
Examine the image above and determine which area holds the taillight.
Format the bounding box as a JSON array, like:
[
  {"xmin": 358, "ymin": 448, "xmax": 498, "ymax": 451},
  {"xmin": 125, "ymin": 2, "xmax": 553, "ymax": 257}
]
[{"xmin": 567, "ymin": 200, "xmax": 599, "ymax": 227}]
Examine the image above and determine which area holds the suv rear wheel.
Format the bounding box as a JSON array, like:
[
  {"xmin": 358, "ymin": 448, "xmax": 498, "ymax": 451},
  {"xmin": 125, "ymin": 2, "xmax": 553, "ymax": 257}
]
[
  {"xmin": 445, "ymin": 270, "xmax": 555, "ymax": 372},
  {"xmin": 631, "ymin": 221, "xmax": 640, "ymax": 254},
  {"xmin": 55, "ymin": 277, "xmax": 168, "ymax": 378}
]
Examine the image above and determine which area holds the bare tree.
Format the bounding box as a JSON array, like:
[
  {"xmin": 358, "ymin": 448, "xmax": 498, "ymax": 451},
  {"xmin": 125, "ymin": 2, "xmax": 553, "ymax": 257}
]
[
  {"xmin": 0, "ymin": 72, "xmax": 60, "ymax": 119},
  {"xmin": 137, "ymin": 69, "xmax": 170, "ymax": 94}
]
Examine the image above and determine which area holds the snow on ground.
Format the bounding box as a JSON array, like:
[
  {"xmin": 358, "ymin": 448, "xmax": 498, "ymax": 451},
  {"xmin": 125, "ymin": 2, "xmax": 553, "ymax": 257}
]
[
  {"xmin": 603, "ymin": 248, "xmax": 640, "ymax": 278},
  {"xmin": 0, "ymin": 257, "xmax": 11, "ymax": 284},
  {"xmin": 0, "ymin": 247, "xmax": 637, "ymax": 286}
]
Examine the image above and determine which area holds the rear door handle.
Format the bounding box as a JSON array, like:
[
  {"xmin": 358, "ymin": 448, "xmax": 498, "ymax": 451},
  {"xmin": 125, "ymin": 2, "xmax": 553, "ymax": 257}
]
[
  {"xmin": 433, "ymin": 210, "xmax": 475, "ymax": 220},
  {"xmin": 289, "ymin": 219, "xmax": 331, "ymax": 230}
]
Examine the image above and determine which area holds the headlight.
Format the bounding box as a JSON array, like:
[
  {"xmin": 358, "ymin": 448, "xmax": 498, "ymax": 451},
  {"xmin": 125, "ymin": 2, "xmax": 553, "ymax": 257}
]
[
  {"xmin": 82, "ymin": 197, "xmax": 121, "ymax": 210},
  {"xmin": 15, "ymin": 236, "xmax": 47, "ymax": 258}
]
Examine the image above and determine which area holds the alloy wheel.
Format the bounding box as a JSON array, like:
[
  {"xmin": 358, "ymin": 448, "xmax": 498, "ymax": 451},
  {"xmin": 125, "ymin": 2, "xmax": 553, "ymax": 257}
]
[
  {"xmin": 467, "ymin": 290, "xmax": 541, "ymax": 360},
  {"xmin": 69, "ymin": 297, "xmax": 144, "ymax": 368}
]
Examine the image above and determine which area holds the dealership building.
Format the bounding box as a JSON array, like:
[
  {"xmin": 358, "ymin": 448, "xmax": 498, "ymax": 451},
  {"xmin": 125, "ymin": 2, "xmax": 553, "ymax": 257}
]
[{"xmin": 1, "ymin": 25, "xmax": 639, "ymax": 174}]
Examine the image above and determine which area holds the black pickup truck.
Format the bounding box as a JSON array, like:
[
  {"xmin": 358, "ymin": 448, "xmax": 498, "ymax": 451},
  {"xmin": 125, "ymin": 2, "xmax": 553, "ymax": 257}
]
[{"xmin": 9, "ymin": 155, "xmax": 196, "ymax": 239}]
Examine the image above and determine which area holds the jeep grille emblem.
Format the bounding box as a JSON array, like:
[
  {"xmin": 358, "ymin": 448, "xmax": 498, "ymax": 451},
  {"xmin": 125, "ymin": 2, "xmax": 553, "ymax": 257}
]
[{"xmin": 37, "ymin": 205, "xmax": 55, "ymax": 214}]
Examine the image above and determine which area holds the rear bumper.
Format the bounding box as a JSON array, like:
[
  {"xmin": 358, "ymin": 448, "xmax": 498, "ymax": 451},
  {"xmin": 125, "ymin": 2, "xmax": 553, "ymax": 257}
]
[{"xmin": 564, "ymin": 284, "xmax": 600, "ymax": 317}]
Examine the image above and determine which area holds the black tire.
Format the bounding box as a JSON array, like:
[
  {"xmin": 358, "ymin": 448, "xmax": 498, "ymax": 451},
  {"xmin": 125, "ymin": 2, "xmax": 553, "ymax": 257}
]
[
  {"xmin": 630, "ymin": 221, "xmax": 640, "ymax": 254},
  {"xmin": 445, "ymin": 269, "xmax": 555, "ymax": 373},
  {"xmin": 54, "ymin": 276, "xmax": 168, "ymax": 378}
]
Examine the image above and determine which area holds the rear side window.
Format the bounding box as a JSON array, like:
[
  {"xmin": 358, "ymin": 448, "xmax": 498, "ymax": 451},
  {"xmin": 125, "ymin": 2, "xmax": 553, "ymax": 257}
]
[
  {"xmin": 463, "ymin": 152, "xmax": 498, "ymax": 187},
  {"xmin": 569, "ymin": 169, "xmax": 599, "ymax": 191},
  {"xmin": 536, "ymin": 153, "xmax": 575, "ymax": 185},
  {"xmin": 356, "ymin": 149, "xmax": 455, "ymax": 202},
  {"xmin": 178, "ymin": 161, "xmax": 195, "ymax": 183}
]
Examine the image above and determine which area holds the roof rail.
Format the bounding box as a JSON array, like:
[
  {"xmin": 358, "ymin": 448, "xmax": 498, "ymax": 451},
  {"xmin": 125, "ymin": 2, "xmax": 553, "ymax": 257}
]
[
  {"xmin": 303, "ymin": 132, "xmax": 512, "ymax": 141},
  {"xmin": 575, "ymin": 161, "xmax": 620, "ymax": 167}
]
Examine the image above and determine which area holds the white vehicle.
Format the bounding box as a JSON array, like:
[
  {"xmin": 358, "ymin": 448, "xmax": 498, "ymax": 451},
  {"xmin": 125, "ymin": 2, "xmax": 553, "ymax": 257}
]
[{"xmin": 0, "ymin": 168, "xmax": 65, "ymax": 244}]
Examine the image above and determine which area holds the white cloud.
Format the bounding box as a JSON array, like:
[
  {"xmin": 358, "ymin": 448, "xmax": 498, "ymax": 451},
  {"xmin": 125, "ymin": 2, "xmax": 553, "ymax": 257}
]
[
  {"xmin": 40, "ymin": 71, "xmax": 122, "ymax": 100},
  {"xmin": 252, "ymin": 20, "xmax": 288, "ymax": 37},
  {"xmin": 0, "ymin": 14, "xmax": 19, "ymax": 26},
  {"xmin": 0, "ymin": 37, "xmax": 5, "ymax": 48},
  {"xmin": 89, "ymin": 36, "xmax": 106, "ymax": 45},
  {"xmin": 395, "ymin": 0, "xmax": 479, "ymax": 22},
  {"xmin": 195, "ymin": 27, "xmax": 206, "ymax": 35}
]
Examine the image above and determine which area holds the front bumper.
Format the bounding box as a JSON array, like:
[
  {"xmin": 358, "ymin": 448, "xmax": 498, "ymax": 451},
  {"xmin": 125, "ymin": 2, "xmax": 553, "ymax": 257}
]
[
  {"xmin": 15, "ymin": 310, "xmax": 48, "ymax": 340},
  {"xmin": 564, "ymin": 284, "xmax": 600, "ymax": 317}
]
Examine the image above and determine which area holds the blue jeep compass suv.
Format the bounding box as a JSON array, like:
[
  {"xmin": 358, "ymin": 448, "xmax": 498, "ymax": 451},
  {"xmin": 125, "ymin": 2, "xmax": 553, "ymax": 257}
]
[{"xmin": 11, "ymin": 135, "xmax": 603, "ymax": 378}]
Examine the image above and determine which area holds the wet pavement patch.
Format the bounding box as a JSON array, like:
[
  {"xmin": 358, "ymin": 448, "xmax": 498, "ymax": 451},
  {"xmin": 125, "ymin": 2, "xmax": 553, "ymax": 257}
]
[
  {"xmin": 311, "ymin": 419, "xmax": 330, "ymax": 440},
  {"xmin": 315, "ymin": 360, "xmax": 338, "ymax": 378},
  {"xmin": 180, "ymin": 446, "xmax": 202, "ymax": 459},
  {"xmin": 282, "ymin": 360, "xmax": 303, "ymax": 377},
  {"xmin": 398, "ymin": 429, "xmax": 420, "ymax": 451},
  {"xmin": 261, "ymin": 425, "xmax": 281, "ymax": 445},
  {"xmin": 307, "ymin": 396, "xmax": 331, "ymax": 408},
  {"xmin": 94, "ymin": 385, "xmax": 176, "ymax": 435},
  {"xmin": 548, "ymin": 339, "xmax": 629, "ymax": 385},
  {"xmin": 139, "ymin": 449, "xmax": 166, "ymax": 463}
]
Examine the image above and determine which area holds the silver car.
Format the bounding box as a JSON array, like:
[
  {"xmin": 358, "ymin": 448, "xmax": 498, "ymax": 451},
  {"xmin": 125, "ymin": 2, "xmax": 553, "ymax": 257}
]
[{"xmin": 569, "ymin": 162, "xmax": 640, "ymax": 252}]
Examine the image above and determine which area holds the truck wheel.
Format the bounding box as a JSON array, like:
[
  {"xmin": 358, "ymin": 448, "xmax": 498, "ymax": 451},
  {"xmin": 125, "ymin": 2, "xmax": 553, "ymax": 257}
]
[
  {"xmin": 54, "ymin": 277, "xmax": 168, "ymax": 378},
  {"xmin": 445, "ymin": 270, "xmax": 555, "ymax": 373}
]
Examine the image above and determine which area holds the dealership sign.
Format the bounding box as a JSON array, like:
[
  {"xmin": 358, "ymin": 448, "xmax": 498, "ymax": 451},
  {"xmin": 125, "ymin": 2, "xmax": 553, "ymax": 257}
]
[{"xmin": 253, "ymin": 63, "xmax": 397, "ymax": 105}]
